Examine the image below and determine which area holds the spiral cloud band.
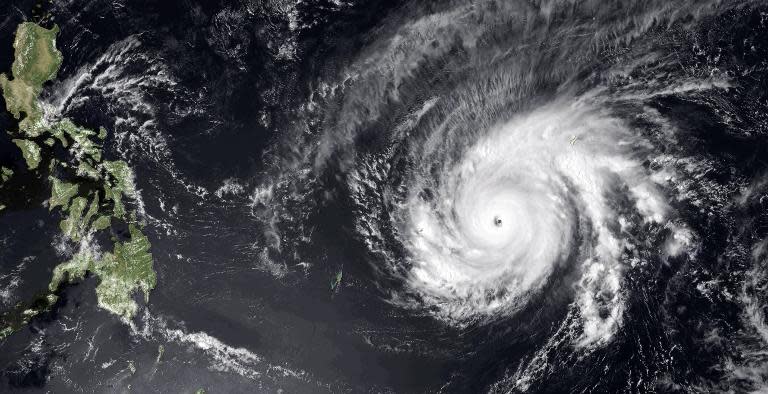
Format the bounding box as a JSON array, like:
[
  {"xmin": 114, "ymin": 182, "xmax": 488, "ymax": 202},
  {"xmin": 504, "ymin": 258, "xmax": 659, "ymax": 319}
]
[
  {"xmin": 364, "ymin": 97, "xmax": 666, "ymax": 344},
  {"xmin": 248, "ymin": 1, "xmax": 766, "ymax": 390}
]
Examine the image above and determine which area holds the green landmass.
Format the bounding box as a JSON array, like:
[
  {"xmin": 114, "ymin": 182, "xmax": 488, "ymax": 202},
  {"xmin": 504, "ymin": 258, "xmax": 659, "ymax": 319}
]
[
  {"xmin": 0, "ymin": 292, "xmax": 58, "ymax": 340},
  {"xmin": 0, "ymin": 22, "xmax": 62, "ymax": 136},
  {"xmin": 1, "ymin": 167, "xmax": 12, "ymax": 182},
  {"xmin": 49, "ymin": 177, "xmax": 78, "ymax": 210},
  {"xmin": 12, "ymin": 139, "xmax": 41, "ymax": 169},
  {"xmin": 0, "ymin": 166, "xmax": 12, "ymax": 208},
  {"xmin": 156, "ymin": 344, "xmax": 165, "ymax": 363},
  {"xmin": 0, "ymin": 21, "xmax": 157, "ymax": 336},
  {"xmin": 91, "ymin": 215, "xmax": 111, "ymax": 231},
  {"xmin": 103, "ymin": 160, "xmax": 136, "ymax": 217},
  {"xmin": 331, "ymin": 269, "xmax": 343, "ymax": 293},
  {"xmin": 77, "ymin": 161, "xmax": 100, "ymax": 179},
  {"xmin": 59, "ymin": 195, "xmax": 87, "ymax": 240},
  {"xmin": 0, "ymin": 167, "xmax": 11, "ymax": 209},
  {"xmin": 95, "ymin": 224, "xmax": 156, "ymax": 319},
  {"xmin": 52, "ymin": 119, "xmax": 102, "ymax": 161}
]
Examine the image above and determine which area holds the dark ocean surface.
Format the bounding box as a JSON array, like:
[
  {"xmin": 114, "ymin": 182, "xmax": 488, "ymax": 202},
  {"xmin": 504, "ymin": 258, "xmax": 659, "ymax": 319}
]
[{"xmin": 2, "ymin": 1, "xmax": 768, "ymax": 393}]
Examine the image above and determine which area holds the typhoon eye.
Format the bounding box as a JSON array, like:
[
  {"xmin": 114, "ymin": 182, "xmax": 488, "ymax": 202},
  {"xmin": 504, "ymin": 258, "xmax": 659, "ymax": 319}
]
[
  {"xmin": 347, "ymin": 98, "xmax": 686, "ymax": 347},
  {"xmin": 3, "ymin": 1, "xmax": 767, "ymax": 393},
  {"xmin": 493, "ymin": 215, "xmax": 502, "ymax": 227}
]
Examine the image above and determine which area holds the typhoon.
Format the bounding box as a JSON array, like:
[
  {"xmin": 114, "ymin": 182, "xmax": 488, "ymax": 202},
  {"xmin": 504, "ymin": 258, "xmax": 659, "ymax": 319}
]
[
  {"xmin": 328, "ymin": 1, "xmax": 714, "ymax": 337},
  {"xmin": 3, "ymin": 0, "xmax": 768, "ymax": 392},
  {"xmin": 254, "ymin": 0, "xmax": 768, "ymax": 391},
  {"xmin": 380, "ymin": 100, "xmax": 669, "ymax": 341}
]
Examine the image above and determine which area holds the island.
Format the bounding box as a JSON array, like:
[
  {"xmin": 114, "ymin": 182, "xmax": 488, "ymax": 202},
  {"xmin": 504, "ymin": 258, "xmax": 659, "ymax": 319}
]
[{"xmin": 0, "ymin": 22, "xmax": 157, "ymax": 339}]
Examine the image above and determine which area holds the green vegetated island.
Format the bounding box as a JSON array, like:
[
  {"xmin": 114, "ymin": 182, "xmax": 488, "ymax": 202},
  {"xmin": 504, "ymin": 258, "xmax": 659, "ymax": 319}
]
[{"xmin": 0, "ymin": 22, "xmax": 156, "ymax": 339}]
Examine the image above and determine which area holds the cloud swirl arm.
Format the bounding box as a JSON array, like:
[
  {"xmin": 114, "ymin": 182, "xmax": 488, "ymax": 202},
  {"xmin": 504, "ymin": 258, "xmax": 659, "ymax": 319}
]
[{"xmin": 247, "ymin": 0, "xmax": 768, "ymax": 391}]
